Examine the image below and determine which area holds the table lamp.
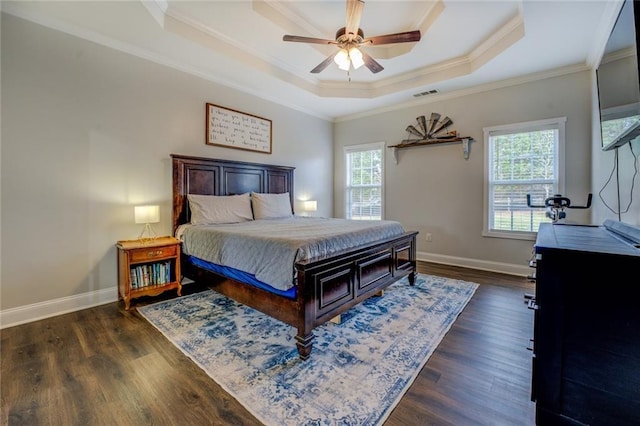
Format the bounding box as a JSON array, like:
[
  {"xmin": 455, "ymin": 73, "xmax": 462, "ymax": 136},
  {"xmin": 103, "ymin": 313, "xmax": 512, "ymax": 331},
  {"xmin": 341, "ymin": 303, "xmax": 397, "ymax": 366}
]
[
  {"xmin": 135, "ymin": 205, "xmax": 159, "ymax": 241},
  {"xmin": 303, "ymin": 200, "xmax": 317, "ymax": 216}
]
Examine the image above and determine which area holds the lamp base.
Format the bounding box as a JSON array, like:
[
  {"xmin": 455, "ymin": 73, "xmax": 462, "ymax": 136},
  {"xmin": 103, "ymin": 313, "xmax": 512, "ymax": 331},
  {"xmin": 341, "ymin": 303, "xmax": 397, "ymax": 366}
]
[{"xmin": 138, "ymin": 223, "xmax": 158, "ymax": 243}]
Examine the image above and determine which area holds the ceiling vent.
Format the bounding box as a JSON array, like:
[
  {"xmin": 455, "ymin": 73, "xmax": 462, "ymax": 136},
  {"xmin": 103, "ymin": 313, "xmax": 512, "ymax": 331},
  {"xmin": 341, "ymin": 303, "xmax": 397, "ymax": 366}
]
[{"xmin": 413, "ymin": 89, "xmax": 439, "ymax": 97}]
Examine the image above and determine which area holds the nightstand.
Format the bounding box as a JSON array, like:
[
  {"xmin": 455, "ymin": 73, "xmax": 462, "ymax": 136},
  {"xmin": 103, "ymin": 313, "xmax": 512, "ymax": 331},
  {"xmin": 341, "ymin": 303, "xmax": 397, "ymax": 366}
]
[{"xmin": 116, "ymin": 236, "xmax": 182, "ymax": 310}]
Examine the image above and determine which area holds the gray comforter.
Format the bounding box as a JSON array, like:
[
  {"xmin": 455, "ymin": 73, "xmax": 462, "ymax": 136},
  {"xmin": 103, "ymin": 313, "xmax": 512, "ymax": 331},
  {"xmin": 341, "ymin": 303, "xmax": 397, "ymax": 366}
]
[{"xmin": 179, "ymin": 216, "xmax": 406, "ymax": 291}]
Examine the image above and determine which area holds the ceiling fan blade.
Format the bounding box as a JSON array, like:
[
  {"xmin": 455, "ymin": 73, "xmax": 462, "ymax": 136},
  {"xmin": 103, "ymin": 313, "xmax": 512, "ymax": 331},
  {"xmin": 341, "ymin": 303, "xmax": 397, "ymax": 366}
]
[
  {"xmin": 360, "ymin": 50, "xmax": 384, "ymax": 73},
  {"xmin": 345, "ymin": 0, "xmax": 365, "ymax": 40},
  {"xmin": 310, "ymin": 52, "xmax": 339, "ymax": 74},
  {"xmin": 362, "ymin": 30, "xmax": 421, "ymax": 45},
  {"xmin": 283, "ymin": 35, "xmax": 336, "ymax": 45}
]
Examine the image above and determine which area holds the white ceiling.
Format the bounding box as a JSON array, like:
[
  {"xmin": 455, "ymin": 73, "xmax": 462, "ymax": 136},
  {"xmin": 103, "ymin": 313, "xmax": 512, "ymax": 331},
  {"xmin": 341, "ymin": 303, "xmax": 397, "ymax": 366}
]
[{"xmin": 2, "ymin": 0, "xmax": 623, "ymax": 121}]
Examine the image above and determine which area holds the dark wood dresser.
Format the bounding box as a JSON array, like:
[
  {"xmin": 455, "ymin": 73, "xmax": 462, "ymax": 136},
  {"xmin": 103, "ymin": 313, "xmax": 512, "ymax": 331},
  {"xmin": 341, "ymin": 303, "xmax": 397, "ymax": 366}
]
[{"xmin": 531, "ymin": 220, "xmax": 640, "ymax": 425}]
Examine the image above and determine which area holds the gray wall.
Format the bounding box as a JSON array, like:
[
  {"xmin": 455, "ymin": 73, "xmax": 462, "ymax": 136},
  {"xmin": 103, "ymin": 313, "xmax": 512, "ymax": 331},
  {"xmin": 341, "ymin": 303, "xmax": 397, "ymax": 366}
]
[
  {"xmin": 1, "ymin": 14, "xmax": 333, "ymax": 312},
  {"xmin": 334, "ymin": 72, "xmax": 593, "ymax": 273},
  {"xmin": 3, "ymin": 9, "xmax": 639, "ymax": 323}
]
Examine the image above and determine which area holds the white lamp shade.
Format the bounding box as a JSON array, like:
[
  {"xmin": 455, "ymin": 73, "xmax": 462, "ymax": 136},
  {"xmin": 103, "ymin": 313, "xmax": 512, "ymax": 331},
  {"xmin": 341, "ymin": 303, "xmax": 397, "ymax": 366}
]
[
  {"xmin": 303, "ymin": 200, "xmax": 318, "ymax": 212},
  {"xmin": 135, "ymin": 205, "xmax": 160, "ymax": 224},
  {"xmin": 334, "ymin": 49, "xmax": 350, "ymax": 71},
  {"xmin": 348, "ymin": 47, "xmax": 364, "ymax": 69}
]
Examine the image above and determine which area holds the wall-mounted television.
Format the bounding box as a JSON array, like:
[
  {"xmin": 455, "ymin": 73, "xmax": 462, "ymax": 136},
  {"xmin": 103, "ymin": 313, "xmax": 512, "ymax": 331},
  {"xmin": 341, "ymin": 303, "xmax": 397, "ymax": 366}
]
[{"xmin": 596, "ymin": 0, "xmax": 640, "ymax": 151}]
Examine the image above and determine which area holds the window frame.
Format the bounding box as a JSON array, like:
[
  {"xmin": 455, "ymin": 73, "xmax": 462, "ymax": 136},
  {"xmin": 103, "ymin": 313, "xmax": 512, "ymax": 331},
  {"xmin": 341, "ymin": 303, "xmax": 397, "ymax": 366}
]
[
  {"xmin": 483, "ymin": 117, "xmax": 566, "ymax": 240},
  {"xmin": 344, "ymin": 141, "xmax": 386, "ymax": 220}
]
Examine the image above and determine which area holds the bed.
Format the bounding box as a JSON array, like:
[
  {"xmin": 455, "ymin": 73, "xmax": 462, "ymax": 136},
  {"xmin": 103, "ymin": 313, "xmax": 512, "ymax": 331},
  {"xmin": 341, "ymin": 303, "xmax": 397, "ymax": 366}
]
[{"xmin": 172, "ymin": 154, "xmax": 418, "ymax": 360}]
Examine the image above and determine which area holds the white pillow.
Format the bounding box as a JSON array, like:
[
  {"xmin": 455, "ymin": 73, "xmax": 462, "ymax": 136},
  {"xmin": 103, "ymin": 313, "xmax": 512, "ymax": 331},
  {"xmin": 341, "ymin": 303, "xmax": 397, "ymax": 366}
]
[
  {"xmin": 251, "ymin": 192, "xmax": 293, "ymax": 220},
  {"xmin": 188, "ymin": 193, "xmax": 253, "ymax": 225}
]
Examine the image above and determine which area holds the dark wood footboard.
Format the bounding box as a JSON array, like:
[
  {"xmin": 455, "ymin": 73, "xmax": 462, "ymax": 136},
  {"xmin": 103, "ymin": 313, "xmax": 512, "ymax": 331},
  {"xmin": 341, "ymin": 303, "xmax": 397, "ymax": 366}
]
[{"xmin": 294, "ymin": 231, "xmax": 418, "ymax": 359}]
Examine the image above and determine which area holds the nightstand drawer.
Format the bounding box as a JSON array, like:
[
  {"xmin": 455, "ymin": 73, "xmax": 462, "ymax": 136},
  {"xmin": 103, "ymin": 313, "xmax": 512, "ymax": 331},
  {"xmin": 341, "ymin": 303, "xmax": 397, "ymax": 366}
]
[{"xmin": 130, "ymin": 245, "xmax": 178, "ymax": 262}]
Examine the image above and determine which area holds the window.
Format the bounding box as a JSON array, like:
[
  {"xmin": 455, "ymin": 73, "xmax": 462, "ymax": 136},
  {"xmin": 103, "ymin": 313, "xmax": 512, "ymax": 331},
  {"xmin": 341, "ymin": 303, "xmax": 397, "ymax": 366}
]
[
  {"xmin": 483, "ymin": 117, "xmax": 565, "ymax": 239},
  {"xmin": 345, "ymin": 142, "xmax": 385, "ymax": 220}
]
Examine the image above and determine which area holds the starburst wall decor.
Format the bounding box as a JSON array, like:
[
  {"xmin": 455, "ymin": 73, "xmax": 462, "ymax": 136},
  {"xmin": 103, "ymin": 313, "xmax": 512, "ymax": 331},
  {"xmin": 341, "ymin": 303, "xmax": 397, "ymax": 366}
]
[{"xmin": 388, "ymin": 112, "xmax": 474, "ymax": 163}]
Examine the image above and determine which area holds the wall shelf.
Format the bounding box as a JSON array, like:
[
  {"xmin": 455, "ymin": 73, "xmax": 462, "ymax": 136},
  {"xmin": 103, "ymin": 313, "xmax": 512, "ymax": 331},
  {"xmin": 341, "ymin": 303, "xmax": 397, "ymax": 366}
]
[{"xmin": 388, "ymin": 137, "xmax": 473, "ymax": 163}]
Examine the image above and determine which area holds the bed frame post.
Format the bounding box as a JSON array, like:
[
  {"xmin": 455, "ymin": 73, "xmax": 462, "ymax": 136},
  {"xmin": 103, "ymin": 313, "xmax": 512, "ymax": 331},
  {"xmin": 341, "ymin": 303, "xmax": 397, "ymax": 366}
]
[
  {"xmin": 295, "ymin": 333, "xmax": 314, "ymax": 360},
  {"xmin": 294, "ymin": 267, "xmax": 316, "ymax": 360}
]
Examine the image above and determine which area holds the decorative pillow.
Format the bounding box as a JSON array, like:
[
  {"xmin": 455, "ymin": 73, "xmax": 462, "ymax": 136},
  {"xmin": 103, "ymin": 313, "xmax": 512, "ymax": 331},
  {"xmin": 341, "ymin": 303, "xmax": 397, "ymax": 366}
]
[
  {"xmin": 188, "ymin": 193, "xmax": 253, "ymax": 225},
  {"xmin": 251, "ymin": 192, "xmax": 293, "ymax": 220}
]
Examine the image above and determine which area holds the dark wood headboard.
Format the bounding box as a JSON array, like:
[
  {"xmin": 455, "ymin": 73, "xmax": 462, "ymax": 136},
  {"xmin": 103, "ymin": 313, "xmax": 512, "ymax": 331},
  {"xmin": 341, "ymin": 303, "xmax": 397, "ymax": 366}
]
[{"xmin": 171, "ymin": 154, "xmax": 295, "ymax": 234}]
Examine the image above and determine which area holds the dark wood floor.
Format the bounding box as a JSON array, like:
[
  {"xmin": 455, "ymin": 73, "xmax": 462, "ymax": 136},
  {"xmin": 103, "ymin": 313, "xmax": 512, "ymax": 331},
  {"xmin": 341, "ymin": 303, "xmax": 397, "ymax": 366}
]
[{"xmin": 1, "ymin": 262, "xmax": 536, "ymax": 425}]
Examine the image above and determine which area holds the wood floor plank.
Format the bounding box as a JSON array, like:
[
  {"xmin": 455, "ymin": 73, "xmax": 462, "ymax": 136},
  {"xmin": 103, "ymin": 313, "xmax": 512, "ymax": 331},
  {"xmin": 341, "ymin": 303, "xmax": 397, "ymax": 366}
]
[{"xmin": 1, "ymin": 262, "xmax": 536, "ymax": 425}]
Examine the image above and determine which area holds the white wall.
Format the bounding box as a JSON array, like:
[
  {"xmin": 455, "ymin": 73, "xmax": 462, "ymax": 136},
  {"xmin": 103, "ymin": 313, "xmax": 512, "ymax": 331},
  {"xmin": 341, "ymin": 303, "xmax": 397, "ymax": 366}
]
[
  {"xmin": 0, "ymin": 14, "xmax": 333, "ymax": 317},
  {"xmin": 334, "ymin": 72, "xmax": 593, "ymax": 273}
]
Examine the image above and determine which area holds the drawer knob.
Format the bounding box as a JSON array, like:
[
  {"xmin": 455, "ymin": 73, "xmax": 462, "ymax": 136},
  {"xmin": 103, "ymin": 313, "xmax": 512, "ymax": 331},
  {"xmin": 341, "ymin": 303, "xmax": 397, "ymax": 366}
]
[{"xmin": 148, "ymin": 250, "xmax": 163, "ymax": 257}]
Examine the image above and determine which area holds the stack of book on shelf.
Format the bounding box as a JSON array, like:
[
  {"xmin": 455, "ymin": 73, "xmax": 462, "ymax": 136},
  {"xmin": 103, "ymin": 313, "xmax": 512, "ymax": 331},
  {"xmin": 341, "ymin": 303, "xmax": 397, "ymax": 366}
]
[{"xmin": 130, "ymin": 262, "xmax": 172, "ymax": 289}]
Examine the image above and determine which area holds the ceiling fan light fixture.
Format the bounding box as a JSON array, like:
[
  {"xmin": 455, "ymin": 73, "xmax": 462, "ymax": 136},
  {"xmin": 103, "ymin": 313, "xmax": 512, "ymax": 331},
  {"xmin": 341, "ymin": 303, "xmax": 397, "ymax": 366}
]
[
  {"xmin": 348, "ymin": 46, "xmax": 364, "ymax": 69},
  {"xmin": 283, "ymin": 0, "xmax": 420, "ymax": 75},
  {"xmin": 334, "ymin": 48, "xmax": 351, "ymax": 70}
]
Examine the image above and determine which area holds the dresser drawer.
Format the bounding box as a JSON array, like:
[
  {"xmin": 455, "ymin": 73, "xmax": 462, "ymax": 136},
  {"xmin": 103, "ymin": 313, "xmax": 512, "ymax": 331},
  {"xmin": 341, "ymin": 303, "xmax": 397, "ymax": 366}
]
[{"xmin": 130, "ymin": 245, "xmax": 178, "ymax": 262}]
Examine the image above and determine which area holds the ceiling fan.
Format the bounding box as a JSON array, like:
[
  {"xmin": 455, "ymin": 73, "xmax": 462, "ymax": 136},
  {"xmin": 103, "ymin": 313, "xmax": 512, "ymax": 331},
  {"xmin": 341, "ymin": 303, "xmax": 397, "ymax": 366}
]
[{"xmin": 282, "ymin": 0, "xmax": 421, "ymax": 74}]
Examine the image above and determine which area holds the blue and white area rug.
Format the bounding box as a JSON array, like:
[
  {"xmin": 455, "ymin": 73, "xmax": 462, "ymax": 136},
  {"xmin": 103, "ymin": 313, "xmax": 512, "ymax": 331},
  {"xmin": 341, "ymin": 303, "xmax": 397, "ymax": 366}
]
[{"xmin": 138, "ymin": 274, "xmax": 478, "ymax": 425}]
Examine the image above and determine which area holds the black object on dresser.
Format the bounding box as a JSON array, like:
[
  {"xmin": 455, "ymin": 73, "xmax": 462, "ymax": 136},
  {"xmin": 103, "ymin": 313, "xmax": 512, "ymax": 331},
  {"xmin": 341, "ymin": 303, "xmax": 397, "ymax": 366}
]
[{"xmin": 531, "ymin": 220, "xmax": 640, "ymax": 425}]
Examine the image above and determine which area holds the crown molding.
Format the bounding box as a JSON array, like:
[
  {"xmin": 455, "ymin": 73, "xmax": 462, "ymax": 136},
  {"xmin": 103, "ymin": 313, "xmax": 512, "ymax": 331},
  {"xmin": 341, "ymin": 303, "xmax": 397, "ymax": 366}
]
[{"xmin": 336, "ymin": 62, "xmax": 590, "ymax": 123}]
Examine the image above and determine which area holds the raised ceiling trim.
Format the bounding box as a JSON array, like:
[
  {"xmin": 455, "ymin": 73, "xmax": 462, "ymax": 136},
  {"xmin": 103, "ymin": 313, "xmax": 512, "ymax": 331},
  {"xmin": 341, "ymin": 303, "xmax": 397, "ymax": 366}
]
[{"xmin": 152, "ymin": 0, "xmax": 525, "ymax": 100}]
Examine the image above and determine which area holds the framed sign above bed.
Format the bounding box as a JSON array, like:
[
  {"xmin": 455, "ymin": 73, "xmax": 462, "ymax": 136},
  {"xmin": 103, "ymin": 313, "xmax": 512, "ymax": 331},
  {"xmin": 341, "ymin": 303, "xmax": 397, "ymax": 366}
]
[{"xmin": 206, "ymin": 103, "xmax": 272, "ymax": 154}]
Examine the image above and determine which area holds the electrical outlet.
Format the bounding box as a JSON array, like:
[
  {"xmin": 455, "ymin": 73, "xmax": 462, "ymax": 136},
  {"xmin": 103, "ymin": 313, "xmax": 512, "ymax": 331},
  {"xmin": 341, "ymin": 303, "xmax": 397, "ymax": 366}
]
[{"xmin": 425, "ymin": 233, "xmax": 432, "ymax": 242}]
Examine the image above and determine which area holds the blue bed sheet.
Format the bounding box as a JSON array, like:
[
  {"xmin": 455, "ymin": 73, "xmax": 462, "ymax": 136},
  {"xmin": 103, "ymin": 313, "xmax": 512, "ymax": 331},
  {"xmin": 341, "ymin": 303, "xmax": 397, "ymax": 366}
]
[{"xmin": 188, "ymin": 255, "xmax": 297, "ymax": 300}]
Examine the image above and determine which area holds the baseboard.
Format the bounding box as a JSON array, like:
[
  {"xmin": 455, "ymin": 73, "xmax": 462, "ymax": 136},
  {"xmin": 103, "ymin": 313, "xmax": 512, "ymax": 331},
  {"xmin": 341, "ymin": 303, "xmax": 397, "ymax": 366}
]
[
  {"xmin": 0, "ymin": 255, "xmax": 528, "ymax": 329},
  {"xmin": 0, "ymin": 287, "xmax": 117, "ymax": 329},
  {"xmin": 417, "ymin": 251, "xmax": 531, "ymax": 277}
]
